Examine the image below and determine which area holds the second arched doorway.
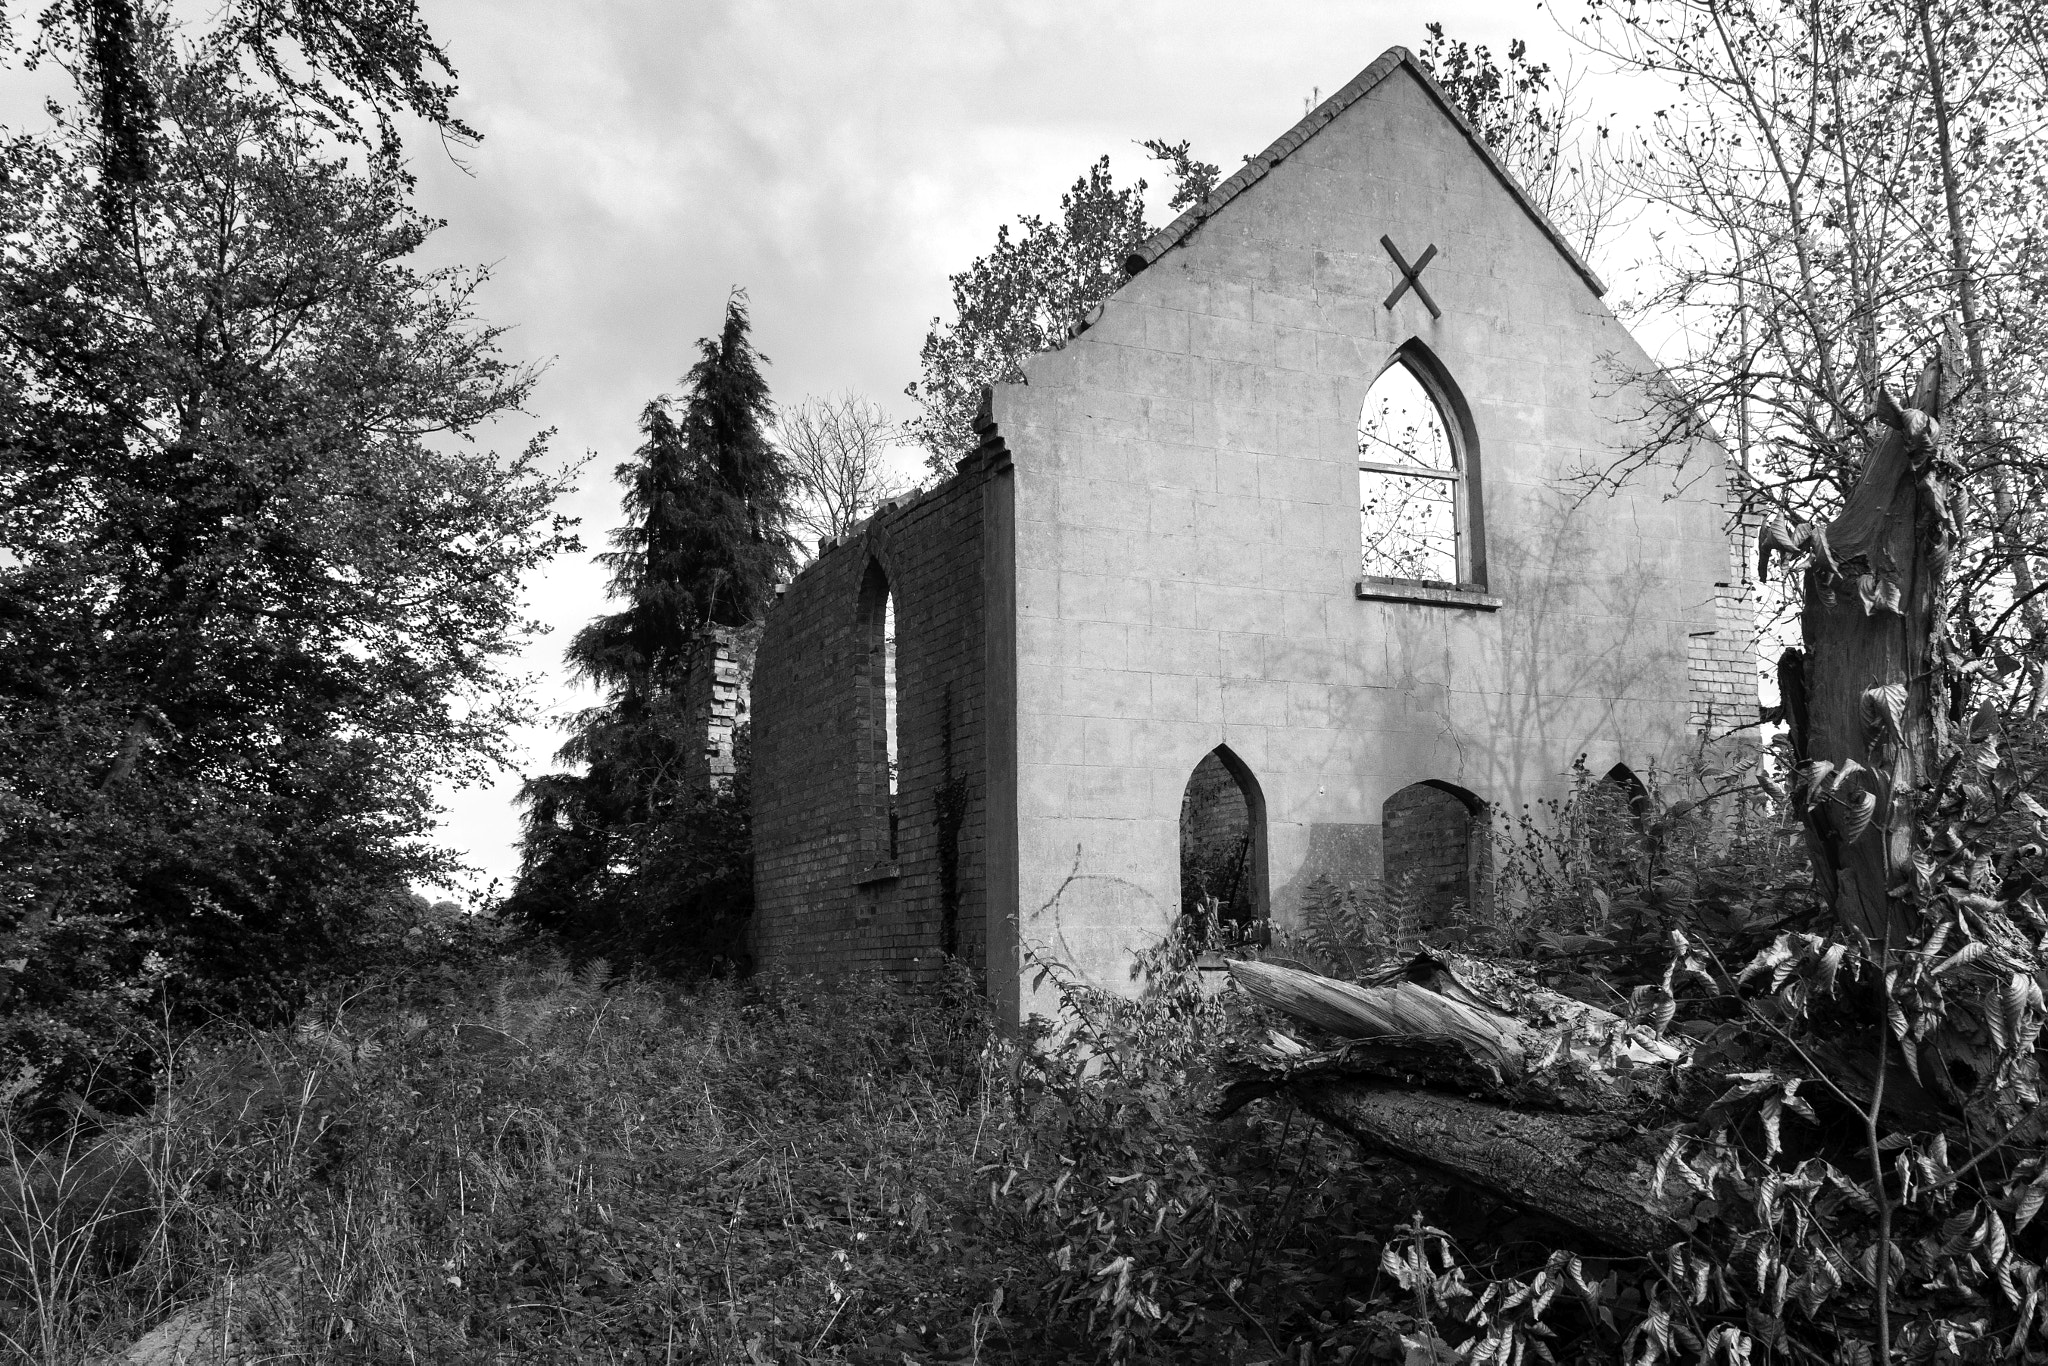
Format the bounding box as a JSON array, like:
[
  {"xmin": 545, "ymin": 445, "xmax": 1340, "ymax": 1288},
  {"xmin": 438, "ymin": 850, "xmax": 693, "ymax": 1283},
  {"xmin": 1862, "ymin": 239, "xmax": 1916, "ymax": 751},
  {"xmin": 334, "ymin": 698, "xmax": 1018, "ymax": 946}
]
[{"xmin": 1381, "ymin": 780, "xmax": 1489, "ymax": 928}]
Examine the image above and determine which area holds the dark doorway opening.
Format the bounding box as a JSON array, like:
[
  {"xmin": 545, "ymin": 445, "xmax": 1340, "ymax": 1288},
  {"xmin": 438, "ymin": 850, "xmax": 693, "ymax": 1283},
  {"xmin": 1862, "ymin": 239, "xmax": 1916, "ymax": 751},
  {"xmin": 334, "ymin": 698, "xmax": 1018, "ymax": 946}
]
[
  {"xmin": 1381, "ymin": 780, "xmax": 1489, "ymax": 927},
  {"xmin": 1179, "ymin": 746, "xmax": 1269, "ymax": 946}
]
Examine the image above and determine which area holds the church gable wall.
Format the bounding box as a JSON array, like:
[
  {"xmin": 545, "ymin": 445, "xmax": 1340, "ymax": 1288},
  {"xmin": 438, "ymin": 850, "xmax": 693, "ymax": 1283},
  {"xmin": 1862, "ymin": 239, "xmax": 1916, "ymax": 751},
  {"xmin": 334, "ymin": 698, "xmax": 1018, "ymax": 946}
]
[{"xmin": 990, "ymin": 61, "xmax": 1750, "ymax": 1011}]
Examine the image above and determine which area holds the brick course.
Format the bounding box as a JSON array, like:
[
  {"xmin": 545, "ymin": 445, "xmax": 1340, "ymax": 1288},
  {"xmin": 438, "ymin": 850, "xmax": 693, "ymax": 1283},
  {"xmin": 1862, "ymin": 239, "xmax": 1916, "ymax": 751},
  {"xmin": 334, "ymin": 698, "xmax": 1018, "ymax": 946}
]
[
  {"xmin": 1688, "ymin": 469, "xmax": 1762, "ymax": 734},
  {"xmin": 749, "ymin": 460, "xmax": 992, "ymax": 980}
]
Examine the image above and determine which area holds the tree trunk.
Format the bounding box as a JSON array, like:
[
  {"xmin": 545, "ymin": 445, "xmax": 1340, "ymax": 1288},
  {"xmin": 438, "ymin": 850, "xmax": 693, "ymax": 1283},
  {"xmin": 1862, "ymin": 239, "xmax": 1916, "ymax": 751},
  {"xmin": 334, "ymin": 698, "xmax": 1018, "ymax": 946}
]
[
  {"xmin": 1224, "ymin": 958, "xmax": 1697, "ymax": 1254},
  {"xmin": 1784, "ymin": 353, "xmax": 1950, "ymax": 945},
  {"xmin": 1291, "ymin": 1084, "xmax": 1689, "ymax": 1256}
]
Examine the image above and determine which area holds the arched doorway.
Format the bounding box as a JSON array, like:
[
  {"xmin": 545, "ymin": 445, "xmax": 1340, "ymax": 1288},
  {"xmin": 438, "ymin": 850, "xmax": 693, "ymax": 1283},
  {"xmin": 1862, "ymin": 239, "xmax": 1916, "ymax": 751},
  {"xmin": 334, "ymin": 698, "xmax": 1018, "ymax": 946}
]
[
  {"xmin": 1381, "ymin": 780, "xmax": 1489, "ymax": 927},
  {"xmin": 1585, "ymin": 763, "xmax": 1652, "ymax": 882},
  {"xmin": 1178, "ymin": 746, "xmax": 1269, "ymax": 945}
]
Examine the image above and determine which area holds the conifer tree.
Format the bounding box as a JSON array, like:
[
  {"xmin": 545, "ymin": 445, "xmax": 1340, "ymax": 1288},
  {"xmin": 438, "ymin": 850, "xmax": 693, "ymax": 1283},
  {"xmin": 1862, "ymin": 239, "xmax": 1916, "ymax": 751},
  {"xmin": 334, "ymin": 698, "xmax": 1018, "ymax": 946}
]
[{"xmin": 509, "ymin": 292, "xmax": 793, "ymax": 961}]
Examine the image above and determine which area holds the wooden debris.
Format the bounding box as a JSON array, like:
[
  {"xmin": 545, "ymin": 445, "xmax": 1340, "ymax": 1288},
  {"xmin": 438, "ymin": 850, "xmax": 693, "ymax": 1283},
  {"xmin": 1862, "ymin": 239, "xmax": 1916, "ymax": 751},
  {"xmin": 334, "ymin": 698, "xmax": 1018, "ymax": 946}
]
[
  {"xmin": 1223, "ymin": 952, "xmax": 1698, "ymax": 1254},
  {"xmin": 1227, "ymin": 959, "xmax": 1526, "ymax": 1071}
]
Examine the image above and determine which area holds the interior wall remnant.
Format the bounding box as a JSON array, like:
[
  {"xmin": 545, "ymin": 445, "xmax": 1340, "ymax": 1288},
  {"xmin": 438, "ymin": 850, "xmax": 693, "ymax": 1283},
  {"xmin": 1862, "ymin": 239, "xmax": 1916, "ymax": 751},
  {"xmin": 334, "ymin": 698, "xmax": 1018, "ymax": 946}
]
[
  {"xmin": 749, "ymin": 458, "xmax": 992, "ymax": 984},
  {"xmin": 1381, "ymin": 781, "xmax": 1487, "ymax": 926},
  {"xmin": 681, "ymin": 626, "xmax": 756, "ymax": 794}
]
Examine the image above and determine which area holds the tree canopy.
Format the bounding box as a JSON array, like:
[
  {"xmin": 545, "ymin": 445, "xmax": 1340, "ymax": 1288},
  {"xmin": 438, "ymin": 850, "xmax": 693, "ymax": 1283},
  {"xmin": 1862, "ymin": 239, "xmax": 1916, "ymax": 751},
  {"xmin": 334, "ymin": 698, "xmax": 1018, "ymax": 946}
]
[
  {"xmin": 905, "ymin": 144, "xmax": 1218, "ymax": 474},
  {"xmin": 0, "ymin": 28, "xmax": 571, "ymax": 1111},
  {"xmin": 1571, "ymin": 0, "xmax": 2048, "ymax": 701},
  {"xmin": 27, "ymin": 0, "xmax": 474, "ymax": 184}
]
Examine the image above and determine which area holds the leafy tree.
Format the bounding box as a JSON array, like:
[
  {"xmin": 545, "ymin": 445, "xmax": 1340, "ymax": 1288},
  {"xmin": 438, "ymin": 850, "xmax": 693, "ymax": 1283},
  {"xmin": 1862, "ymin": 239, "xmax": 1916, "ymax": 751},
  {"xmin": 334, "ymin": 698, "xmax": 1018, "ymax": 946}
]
[
  {"xmin": 0, "ymin": 31, "xmax": 571, "ymax": 1112},
  {"xmin": 1418, "ymin": 24, "xmax": 1623, "ymax": 265},
  {"xmin": 27, "ymin": 0, "xmax": 474, "ymax": 184},
  {"xmin": 508, "ymin": 294, "xmax": 794, "ymax": 966},
  {"xmin": 1576, "ymin": 0, "xmax": 2048, "ymax": 693},
  {"xmin": 1138, "ymin": 137, "xmax": 1220, "ymax": 214},
  {"xmin": 904, "ymin": 144, "xmax": 1218, "ymax": 474}
]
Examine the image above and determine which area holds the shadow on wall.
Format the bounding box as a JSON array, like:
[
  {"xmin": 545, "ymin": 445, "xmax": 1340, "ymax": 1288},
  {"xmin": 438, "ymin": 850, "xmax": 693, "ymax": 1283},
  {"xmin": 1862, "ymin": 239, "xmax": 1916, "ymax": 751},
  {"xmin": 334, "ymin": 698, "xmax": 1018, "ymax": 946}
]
[{"xmin": 1378, "ymin": 478, "xmax": 1679, "ymax": 808}]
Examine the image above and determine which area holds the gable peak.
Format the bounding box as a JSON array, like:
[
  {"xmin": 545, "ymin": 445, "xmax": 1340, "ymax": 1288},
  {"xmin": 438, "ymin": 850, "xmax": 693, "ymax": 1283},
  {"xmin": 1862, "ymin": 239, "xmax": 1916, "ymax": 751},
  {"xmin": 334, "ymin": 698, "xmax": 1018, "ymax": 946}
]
[{"xmin": 1124, "ymin": 46, "xmax": 1606, "ymax": 298}]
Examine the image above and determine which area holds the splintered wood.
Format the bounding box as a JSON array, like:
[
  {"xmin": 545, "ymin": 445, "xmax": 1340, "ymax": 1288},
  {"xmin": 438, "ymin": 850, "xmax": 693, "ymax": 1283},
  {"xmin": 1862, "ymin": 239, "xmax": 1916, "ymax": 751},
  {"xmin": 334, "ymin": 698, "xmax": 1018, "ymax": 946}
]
[{"xmin": 1223, "ymin": 953, "xmax": 1694, "ymax": 1254}]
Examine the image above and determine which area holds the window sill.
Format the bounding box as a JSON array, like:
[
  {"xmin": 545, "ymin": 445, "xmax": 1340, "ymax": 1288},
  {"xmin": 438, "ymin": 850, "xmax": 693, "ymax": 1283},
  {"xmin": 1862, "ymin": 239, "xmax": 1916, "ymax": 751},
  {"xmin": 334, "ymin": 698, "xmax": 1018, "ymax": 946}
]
[
  {"xmin": 853, "ymin": 861, "xmax": 900, "ymax": 886},
  {"xmin": 1355, "ymin": 577, "xmax": 1502, "ymax": 611}
]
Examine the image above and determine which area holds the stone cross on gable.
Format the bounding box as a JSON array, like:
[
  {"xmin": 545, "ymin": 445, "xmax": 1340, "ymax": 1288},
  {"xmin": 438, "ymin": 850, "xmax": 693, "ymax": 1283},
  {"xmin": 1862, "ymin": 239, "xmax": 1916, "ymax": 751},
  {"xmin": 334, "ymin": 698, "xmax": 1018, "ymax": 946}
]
[{"xmin": 1381, "ymin": 234, "xmax": 1441, "ymax": 319}]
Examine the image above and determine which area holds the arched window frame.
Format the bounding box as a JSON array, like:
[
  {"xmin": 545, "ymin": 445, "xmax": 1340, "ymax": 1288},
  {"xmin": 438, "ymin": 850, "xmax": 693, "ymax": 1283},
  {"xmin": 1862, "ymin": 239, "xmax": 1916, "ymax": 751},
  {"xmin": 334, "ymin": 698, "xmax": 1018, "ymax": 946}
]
[
  {"xmin": 853, "ymin": 558, "xmax": 900, "ymax": 874},
  {"xmin": 1356, "ymin": 341, "xmax": 1487, "ymax": 590}
]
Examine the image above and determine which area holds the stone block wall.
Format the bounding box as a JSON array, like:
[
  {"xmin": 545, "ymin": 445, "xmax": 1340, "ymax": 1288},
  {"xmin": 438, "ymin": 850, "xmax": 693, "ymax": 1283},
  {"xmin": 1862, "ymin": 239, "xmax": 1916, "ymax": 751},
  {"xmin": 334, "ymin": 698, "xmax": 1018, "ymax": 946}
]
[
  {"xmin": 681, "ymin": 626, "xmax": 757, "ymax": 793},
  {"xmin": 749, "ymin": 463, "xmax": 992, "ymax": 980},
  {"xmin": 989, "ymin": 53, "xmax": 1742, "ymax": 1016}
]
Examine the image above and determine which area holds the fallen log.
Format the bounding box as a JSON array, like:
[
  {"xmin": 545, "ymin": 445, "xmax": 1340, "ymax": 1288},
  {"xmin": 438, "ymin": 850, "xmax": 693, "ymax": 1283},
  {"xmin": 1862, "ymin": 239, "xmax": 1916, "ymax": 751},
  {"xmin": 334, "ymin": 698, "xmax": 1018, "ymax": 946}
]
[
  {"xmin": 1229, "ymin": 957, "xmax": 1686, "ymax": 1078},
  {"xmin": 1224, "ymin": 954, "xmax": 1698, "ymax": 1255},
  {"xmin": 1288, "ymin": 1084, "xmax": 1690, "ymax": 1257}
]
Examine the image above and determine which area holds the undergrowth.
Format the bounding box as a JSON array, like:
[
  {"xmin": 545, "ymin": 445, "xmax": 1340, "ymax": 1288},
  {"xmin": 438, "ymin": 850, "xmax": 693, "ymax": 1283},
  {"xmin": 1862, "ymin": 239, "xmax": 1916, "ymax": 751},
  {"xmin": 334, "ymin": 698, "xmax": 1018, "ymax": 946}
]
[
  {"xmin": 0, "ymin": 916, "xmax": 1490, "ymax": 1364},
  {"xmin": 6, "ymin": 735, "xmax": 1922, "ymax": 1364}
]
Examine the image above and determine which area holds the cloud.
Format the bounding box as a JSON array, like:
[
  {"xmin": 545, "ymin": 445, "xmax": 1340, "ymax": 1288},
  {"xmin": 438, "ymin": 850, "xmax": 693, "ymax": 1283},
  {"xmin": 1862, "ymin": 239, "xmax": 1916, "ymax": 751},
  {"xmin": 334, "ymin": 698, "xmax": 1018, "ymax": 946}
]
[{"xmin": 398, "ymin": 0, "xmax": 1576, "ymax": 892}]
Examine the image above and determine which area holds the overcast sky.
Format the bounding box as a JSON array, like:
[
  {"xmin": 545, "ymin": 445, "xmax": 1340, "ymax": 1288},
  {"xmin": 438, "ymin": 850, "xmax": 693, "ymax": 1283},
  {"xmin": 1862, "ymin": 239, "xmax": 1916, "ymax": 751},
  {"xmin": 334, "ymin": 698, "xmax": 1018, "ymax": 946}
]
[
  {"xmin": 0, "ymin": 0, "xmax": 1665, "ymax": 897},
  {"xmin": 395, "ymin": 0, "xmax": 1672, "ymax": 899}
]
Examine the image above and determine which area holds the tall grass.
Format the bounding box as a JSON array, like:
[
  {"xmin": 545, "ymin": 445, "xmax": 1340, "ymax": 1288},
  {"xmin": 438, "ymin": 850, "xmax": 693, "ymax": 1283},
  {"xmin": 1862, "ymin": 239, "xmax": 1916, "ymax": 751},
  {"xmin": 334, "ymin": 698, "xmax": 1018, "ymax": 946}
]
[
  {"xmin": 2, "ymin": 952, "xmax": 1019, "ymax": 1363},
  {"xmin": 1, "ymin": 926, "xmax": 1456, "ymax": 1364}
]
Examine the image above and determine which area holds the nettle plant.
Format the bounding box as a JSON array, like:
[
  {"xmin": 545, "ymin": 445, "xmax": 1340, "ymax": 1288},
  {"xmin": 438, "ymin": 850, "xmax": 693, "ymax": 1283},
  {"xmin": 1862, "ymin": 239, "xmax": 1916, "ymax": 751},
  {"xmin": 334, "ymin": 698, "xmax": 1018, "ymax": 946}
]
[
  {"xmin": 1630, "ymin": 721, "xmax": 2048, "ymax": 1361},
  {"xmin": 1680, "ymin": 346, "xmax": 2048, "ymax": 1359}
]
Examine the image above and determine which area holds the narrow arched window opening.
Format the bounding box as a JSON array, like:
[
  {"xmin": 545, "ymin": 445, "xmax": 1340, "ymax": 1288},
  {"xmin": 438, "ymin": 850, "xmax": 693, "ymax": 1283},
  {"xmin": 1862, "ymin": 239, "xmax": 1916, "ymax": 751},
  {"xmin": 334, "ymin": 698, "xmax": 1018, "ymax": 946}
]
[
  {"xmin": 856, "ymin": 560, "xmax": 900, "ymax": 866},
  {"xmin": 1358, "ymin": 350, "xmax": 1477, "ymax": 586},
  {"xmin": 883, "ymin": 590, "xmax": 899, "ymax": 854},
  {"xmin": 1602, "ymin": 763, "xmax": 1653, "ymax": 827},
  {"xmin": 1178, "ymin": 747, "xmax": 1270, "ymax": 946},
  {"xmin": 1381, "ymin": 780, "xmax": 1490, "ymax": 930}
]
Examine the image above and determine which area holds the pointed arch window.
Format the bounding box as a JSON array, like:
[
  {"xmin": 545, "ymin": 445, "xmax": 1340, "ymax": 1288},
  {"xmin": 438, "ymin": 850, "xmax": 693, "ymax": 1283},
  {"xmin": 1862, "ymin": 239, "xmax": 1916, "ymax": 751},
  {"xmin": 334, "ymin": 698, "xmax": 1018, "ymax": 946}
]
[
  {"xmin": 1381, "ymin": 779, "xmax": 1491, "ymax": 929},
  {"xmin": 855, "ymin": 560, "xmax": 901, "ymax": 873},
  {"xmin": 1358, "ymin": 348, "xmax": 1481, "ymax": 587}
]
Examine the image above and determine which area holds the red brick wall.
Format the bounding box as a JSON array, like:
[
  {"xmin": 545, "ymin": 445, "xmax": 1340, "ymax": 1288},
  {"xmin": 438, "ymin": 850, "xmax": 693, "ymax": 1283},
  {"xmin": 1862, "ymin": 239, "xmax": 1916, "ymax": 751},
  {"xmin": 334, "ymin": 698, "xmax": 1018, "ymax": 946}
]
[{"xmin": 749, "ymin": 462, "xmax": 991, "ymax": 981}]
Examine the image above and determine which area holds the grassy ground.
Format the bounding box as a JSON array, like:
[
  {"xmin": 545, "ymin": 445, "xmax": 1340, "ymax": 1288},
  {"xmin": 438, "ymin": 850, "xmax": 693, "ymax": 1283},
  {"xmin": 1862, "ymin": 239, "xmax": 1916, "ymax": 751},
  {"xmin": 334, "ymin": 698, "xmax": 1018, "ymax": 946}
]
[{"xmin": 1, "ymin": 918, "xmax": 1479, "ymax": 1365}]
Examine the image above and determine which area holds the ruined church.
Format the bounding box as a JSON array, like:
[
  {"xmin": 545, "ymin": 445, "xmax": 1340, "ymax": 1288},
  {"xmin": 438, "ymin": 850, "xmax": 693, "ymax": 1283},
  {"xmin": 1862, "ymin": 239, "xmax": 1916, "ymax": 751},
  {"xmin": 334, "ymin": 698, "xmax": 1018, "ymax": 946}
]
[{"xmin": 747, "ymin": 46, "xmax": 1756, "ymax": 1023}]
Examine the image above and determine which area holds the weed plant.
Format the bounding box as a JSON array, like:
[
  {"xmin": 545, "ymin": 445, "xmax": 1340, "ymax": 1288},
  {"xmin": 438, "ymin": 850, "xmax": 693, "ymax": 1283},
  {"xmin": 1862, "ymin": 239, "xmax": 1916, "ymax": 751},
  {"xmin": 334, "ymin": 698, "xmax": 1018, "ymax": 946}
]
[
  {"xmin": 14, "ymin": 763, "xmax": 1823, "ymax": 1366},
  {"xmin": 0, "ymin": 909, "xmax": 1489, "ymax": 1365}
]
